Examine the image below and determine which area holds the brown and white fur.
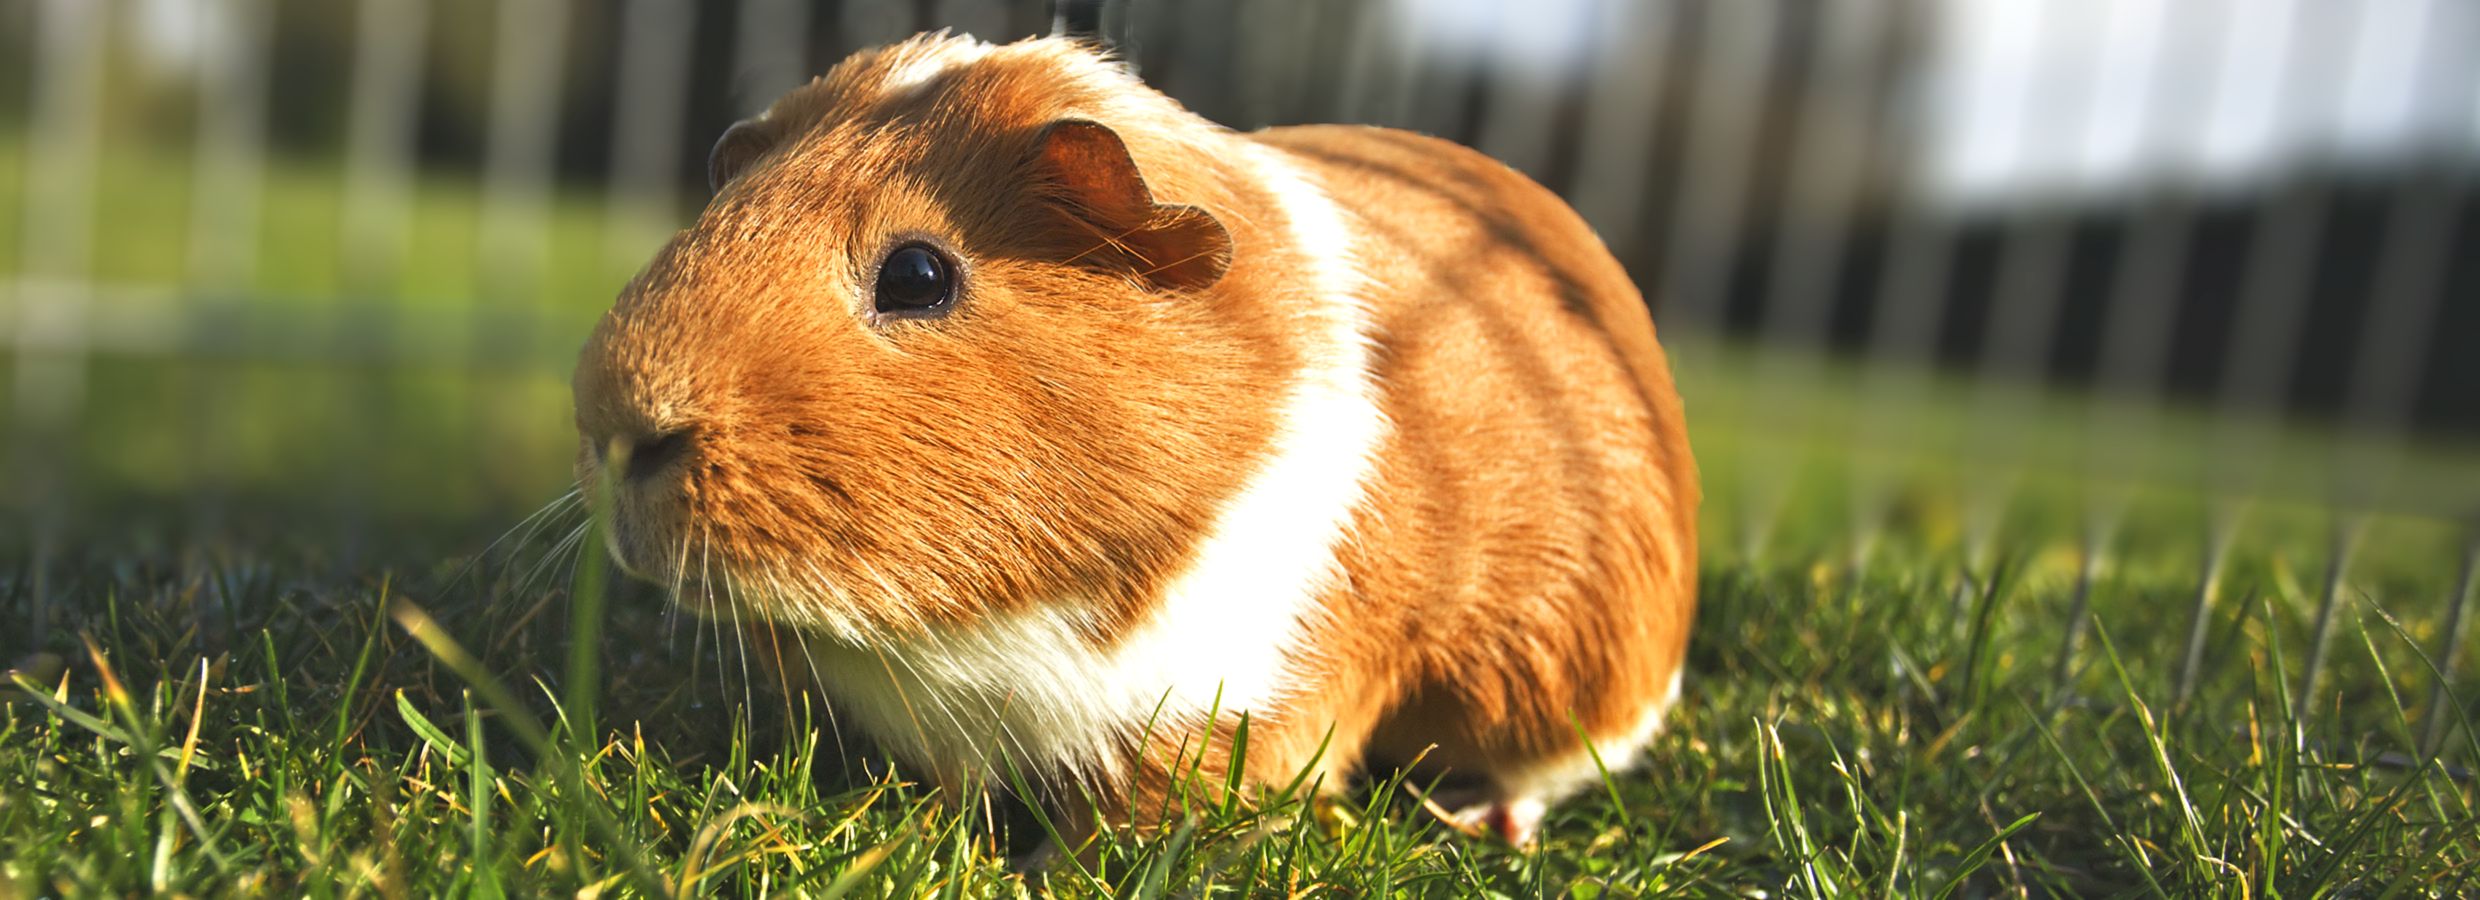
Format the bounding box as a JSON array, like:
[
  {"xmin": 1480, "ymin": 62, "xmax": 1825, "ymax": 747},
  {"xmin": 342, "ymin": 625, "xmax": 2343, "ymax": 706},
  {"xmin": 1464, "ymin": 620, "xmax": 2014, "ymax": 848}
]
[{"xmin": 570, "ymin": 33, "xmax": 1697, "ymax": 849}]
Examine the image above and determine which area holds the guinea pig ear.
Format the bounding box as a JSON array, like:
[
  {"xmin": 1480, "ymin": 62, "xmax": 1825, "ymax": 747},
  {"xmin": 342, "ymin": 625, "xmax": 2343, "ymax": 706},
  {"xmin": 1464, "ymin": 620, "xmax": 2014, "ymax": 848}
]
[
  {"xmin": 707, "ymin": 119, "xmax": 775, "ymax": 194},
  {"xmin": 1034, "ymin": 119, "xmax": 1231, "ymax": 291}
]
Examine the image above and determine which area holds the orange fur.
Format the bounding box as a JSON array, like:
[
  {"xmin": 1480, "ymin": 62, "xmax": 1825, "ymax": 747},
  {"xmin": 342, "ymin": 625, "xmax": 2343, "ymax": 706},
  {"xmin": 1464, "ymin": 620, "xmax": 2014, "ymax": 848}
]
[{"xmin": 572, "ymin": 33, "xmax": 1696, "ymax": 845}]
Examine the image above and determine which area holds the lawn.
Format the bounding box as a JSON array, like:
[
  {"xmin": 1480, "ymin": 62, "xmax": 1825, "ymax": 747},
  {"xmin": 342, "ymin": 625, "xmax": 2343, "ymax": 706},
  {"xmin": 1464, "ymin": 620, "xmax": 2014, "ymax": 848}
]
[
  {"xmin": 5, "ymin": 357, "xmax": 2477, "ymax": 896},
  {"xmin": 3, "ymin": 140, "xmax": 2478, "ymax": 896}
]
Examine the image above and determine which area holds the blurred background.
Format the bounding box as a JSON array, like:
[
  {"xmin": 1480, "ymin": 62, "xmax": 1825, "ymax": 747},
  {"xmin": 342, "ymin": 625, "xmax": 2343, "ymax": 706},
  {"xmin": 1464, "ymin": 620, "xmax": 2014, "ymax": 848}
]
[
  {"xmin": 1, "ymin": 0, "xmax": 2475, "ymax": 573},
  {"xmin": 8, "ymin": 5, "xmax": 2480, "ymax": 886}
]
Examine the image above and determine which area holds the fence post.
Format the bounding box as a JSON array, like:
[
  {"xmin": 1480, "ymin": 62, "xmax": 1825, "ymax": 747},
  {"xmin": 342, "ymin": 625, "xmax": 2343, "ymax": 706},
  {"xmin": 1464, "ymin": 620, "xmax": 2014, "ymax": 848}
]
[
  {"xmin": 2293, "ymin": 518, "xmax": 2366, "ymax": 727},
  {"xmin": 737, "ymin": 0, "xmax": 814, "ymax": 118},
  {"xmin": 1732, "ymin": 0, "xmax": 1891, "ymax": 558},
  {"xmin": 342, "ymin": 0, "xmax": 428, "ymax": 298},
  {"xmin": 1566, "ymin": 0, "xmax": 1676, "ymax": 269},
  {"xmin": 479, "ymin": 0, "xmax": 571, "ymax": 341},
  {"xmin": 11, "ymin": 0, "xmax": 110, "ymax": 647},
  {"xmin": 1655, "ymin": 0, "xmax": 1779, "ymax": 337},
  {"xmin": 2423, "ymin": 535, "xmax": 2479, "ymax": 756},
  {"xmin": 180, "ymin": 0, "xmax": 275, "ymax": 536},
  {"xmin": 2174, "ymin": 509, "xmax": 2236, "ymax": 705},
  {"xmin": 604, "ymin": 0, "xmax": 696, "ymax": 265}
]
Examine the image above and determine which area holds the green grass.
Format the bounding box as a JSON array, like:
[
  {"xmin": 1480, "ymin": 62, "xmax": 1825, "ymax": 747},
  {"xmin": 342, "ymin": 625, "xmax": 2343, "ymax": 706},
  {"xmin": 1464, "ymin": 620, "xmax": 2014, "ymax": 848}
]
[{"xmin": 4, "ymin": 387, "xmax": 2477, "ymax": 896}]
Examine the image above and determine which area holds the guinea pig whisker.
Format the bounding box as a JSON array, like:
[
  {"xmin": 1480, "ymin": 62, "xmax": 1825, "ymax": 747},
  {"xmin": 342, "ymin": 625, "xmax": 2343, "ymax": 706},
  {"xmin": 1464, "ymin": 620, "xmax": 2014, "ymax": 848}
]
[
  {"xmin": 548, "ymin": 523, "xmax": 591, "ymax": 601},
  {"xmin": 525, "ymin": 489, "xmax": 586, "ymax": 547},
  {"xmin": 516, "ymin": 493, "xmax": 585, "ymax": 563},
  {"xmin": 759, "ymin": 611, "xmax": 796, "ymax": 724},
  {"xmin": 465, "ymin": 494, "xmax": 579, "ymax": 597},
  {"xmin": 563, "ymin": 532, "xmax": 587, "ymax": 601},
  {"xmin": 1059, "ymin": 218, "xmax": 1148, "ymax": 267},
  {"xmin": 1137, "ymin": 247, "xmax": 1225, "ymax": 281},
  {"xmin": 723, "ymin": 569, "xmax": 757, "ymax": 716},
  {"xmin": 689, "ymin": 533, "xmax": 716, "ymax": 701},
  {"xmin": 883, "ymin": 647, "xmax": 1006, "ymax": 805},
  {"xmin": 969, "ymin": 684, "xmax": 1051, "ymax": 810},
  {"xmin": 518, "ymin": 517, "xmax": 582, "ymax": 583},
  {"xmin": 661, "ymin": 601, "xmax": 679, "ymax": 658},
  {"xmin": 448, "ymin": 489, "xmax": 583, "ymax": 592},
  {"xmin": 663, "ymin": 523, "xmax": 698, "ymax": 659},
  {"xmin": 514, "ymin": 521, "xmax": 591, "ymax": 602},
  {"xmin": 788, "ymin": 631, "xmax": 850, "ymax": 763},
  {"xmin": 510, "ymin": 488, "xmax": 579, "ymax": 535},
  {"xmin": 868, "ymin": 642, "xmax": 944, "ymax": 787}
]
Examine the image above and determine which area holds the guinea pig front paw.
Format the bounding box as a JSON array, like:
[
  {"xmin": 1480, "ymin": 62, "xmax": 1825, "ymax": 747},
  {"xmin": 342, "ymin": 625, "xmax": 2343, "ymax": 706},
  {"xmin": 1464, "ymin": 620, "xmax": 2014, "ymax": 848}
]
[
  {"xmin": 1434, "ymin": 793, "xmax": 1549, "ymax": 848},
  {"xmin": 1007, "ymin": 838, "xmax": 1063, "ymax": 875}
]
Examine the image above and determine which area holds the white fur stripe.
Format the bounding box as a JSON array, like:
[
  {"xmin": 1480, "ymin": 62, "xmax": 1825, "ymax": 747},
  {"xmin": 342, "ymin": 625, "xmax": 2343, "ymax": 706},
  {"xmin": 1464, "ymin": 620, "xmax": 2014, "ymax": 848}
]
[
  {"xmin": 879, "ymin": 34, "xmax": 995, "ymax": 96},
  {"xmin": 1496, "ymin": 669, "xmax": 1684, "ymax": 804},
  {"xmin": 1110, "ymin": 141, "xmax": 1384, "ymax": 719}
]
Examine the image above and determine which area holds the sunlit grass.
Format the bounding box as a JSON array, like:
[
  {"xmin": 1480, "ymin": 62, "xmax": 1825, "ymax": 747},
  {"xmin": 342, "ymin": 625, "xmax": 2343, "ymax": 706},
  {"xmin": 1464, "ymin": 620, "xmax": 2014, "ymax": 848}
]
[{"xmin": 5, "ymin": 404, "xmax": 2476, "ymax": 895}]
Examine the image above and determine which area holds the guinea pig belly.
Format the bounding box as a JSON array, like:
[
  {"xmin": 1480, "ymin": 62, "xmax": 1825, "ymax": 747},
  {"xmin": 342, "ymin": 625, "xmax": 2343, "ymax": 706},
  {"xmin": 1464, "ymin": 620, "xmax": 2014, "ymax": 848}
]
[{"xmin": 790, "ymin": 595, "xmax": 1324, "ymax": 790}]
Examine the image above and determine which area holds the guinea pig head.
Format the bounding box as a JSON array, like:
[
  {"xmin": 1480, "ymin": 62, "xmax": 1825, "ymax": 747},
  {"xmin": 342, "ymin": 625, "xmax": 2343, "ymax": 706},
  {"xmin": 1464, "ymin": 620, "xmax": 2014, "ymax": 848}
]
[{"xmin": 570, "ymin": 54, "xmax": 1275, "ymax": 644}]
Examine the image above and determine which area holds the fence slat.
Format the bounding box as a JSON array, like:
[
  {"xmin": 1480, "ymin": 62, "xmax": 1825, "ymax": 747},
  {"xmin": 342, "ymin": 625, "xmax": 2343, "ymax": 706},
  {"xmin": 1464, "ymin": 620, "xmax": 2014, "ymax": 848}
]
[
  {"xmin": 341, "ymin": 0, "xmax": 429, "ymax": 296},
  {"xmin": 2423, "ymin": 535, "xmax": 2480, "ymax": 755},
  {"xmin": 187, "ymin": 0, "xmax": 274, "ymax": 295},
  {"xmin": 1469, "ymin": 0, "xmax": 1581, "ymax": 183},
  {"xmin": 1655, "ymin": 0, "xmax": 1780, "ymax": 334},
  {"xmin": 738, "ymin": 0, "xmax": 815, "ymax": 116},
  {"xmin": 2334, "ymin": 6, "xmax": 2469, "ymax": 508},
  {"xmin": 1332, "ymin": 0, "xmax": 1415, "ymax": 131},
  {"xmin": 11, "ymin": 0, "xmax": 108, "ymax": 429},
  {"xmin": 10, "ymin": 0, "xmax": 110, "ymax": 648},
  {"xmin": 1567, "ymin": 0, "xmax": 1676, "ymax": 262},
  {"xmin": 2208, "ymin": 0, "xmax": 2324, "ymax": 496},
  {"xmin": 478, "ymin": 0, "xmax": 573, "ymax": 315},
  {"xmin": 605, "ymin": 0, "xmax": 698, "ymax": 263},
  {"xmin": 1754, "ymin": 0, "xmax": 1891, "ymax": 357},
  {"xmin": 1737, "ymin": 1, "xmax": 1893, "ymax": 555}
]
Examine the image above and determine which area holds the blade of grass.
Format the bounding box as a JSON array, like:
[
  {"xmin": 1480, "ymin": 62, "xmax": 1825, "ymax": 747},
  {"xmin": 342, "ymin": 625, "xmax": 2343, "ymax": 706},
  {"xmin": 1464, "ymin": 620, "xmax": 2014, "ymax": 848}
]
[
  {"xmin": 1930, "ymin": 812, "xmax": 2039, "ymax": 900},
  {"xmin": 465, "ymin": 689, "xmax": 497, "ymax": 895},
  {"xmin": 393, "ymin": 690, "xmax": 473, "ymax": 767},
  {"xmin": 390, "ymin": 600, "xmax": 669, "ymax": 898},
  {"xmin": 2018, "ymin": 696, "xmax": 2171, "ymax": 898}
]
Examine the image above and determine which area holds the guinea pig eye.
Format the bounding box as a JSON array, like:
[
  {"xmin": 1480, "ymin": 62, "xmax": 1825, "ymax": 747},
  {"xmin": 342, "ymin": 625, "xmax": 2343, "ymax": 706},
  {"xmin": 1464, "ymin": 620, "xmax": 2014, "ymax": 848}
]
[{"xmin": 873, "ymin": 243, "xmax": 955, "ymax": 316}]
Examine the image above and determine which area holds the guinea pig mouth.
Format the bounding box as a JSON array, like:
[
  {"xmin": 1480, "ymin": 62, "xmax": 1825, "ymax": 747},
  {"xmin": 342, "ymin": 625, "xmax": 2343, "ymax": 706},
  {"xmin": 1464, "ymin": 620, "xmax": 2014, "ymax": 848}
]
[
  {"xmin": 598, "ymin": 506, "xmax": 760, "ymax": 620},
  {"xmin": 598, "ymin": 517, "xmax": 658, "ymax": 582},
  {"xmin": 596, "ymin": 494, "xmax": 693, "ymax": 587}
]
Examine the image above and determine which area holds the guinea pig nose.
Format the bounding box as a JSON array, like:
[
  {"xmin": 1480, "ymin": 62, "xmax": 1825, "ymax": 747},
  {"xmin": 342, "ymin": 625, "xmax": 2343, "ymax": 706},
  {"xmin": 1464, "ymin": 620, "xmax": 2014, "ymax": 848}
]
[{"xmin": 615, "ymin": 427, "xmax": 696, "ymax": 482}]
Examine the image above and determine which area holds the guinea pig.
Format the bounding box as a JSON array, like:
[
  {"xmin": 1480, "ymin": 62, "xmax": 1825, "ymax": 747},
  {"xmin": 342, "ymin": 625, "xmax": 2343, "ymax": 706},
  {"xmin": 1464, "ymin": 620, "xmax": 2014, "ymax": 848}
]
[{"xmin": 570, "ymin": 32, "xmax": 1697, "ymax": 849}]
